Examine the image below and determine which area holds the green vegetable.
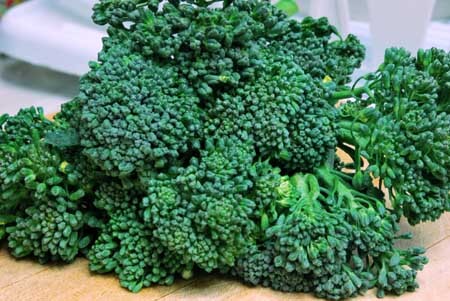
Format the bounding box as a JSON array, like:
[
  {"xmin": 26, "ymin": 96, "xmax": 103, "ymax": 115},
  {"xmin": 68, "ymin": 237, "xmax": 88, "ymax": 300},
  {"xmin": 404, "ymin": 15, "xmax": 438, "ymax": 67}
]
[
  {"xmin": 87, "ymin": 182, "xmax": 188, "ymax": 292},
  {"xmin": 336, "ymin": 47, "xmax": 450, "ymax": 224},
  {"xmin": 233, "ymin": 167, "xmax": 427, "ymax": 299},
  {"xmin": 0, "ymin": 1, "xmax": 447, "ymax": 300},
  {"xmin": 0, "ymin": 108, "xmax": 99, "ymax": 262}
]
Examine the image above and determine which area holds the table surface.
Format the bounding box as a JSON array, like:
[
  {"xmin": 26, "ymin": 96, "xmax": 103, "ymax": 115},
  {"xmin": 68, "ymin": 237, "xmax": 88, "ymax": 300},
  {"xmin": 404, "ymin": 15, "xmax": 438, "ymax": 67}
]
[{"xmin": 0, "ymin": 225, "xmax": 448, "ymax": 301}]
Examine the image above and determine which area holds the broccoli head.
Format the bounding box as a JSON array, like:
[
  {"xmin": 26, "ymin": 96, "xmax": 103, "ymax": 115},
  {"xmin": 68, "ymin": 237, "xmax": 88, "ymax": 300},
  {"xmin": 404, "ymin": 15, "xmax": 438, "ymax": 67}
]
[
  {"xmin": 88, "ymin": 181, "xmax": 190, "ymax": 292},
  {"xmin": 140, "ymin": 138, "xmax": 257, "ymax": 271},
  {"xmin": 61, "ymin": 42, "xmax": 203, "ymax": 176},
  {"xmin": 205, "ymin": 49, "xmax": 337, "ymax": 172}
]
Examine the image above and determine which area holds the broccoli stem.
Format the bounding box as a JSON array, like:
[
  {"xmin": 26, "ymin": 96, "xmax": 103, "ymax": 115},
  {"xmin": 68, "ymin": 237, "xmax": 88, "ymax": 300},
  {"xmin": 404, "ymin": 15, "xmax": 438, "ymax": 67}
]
[{"xmin": 332, "ymin": 86, "xmax": 368, "ymax": 101}]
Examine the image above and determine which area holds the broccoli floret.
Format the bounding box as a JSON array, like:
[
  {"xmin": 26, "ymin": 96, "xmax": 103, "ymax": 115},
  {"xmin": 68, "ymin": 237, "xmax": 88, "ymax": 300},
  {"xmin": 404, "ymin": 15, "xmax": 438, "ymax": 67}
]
[
  {"xmin": 372, "ymin": 246, "xmax": 428, "ymax": 298},
  {"xmin": 232, "ymin": 242, "xmax": 274, "ymax": 286},
  {"xmin": 60, "ymin": 44, "xmax": 203, "ymax": 176},
  {"xmin": 312, "ymin": 262, "xmax": 374, "ymax": 300},
  {"xmin": 315, "ymin": 166, "xmax": 398, "ymax": 256},
  {"xmin": 232, "ymin": 241, "xmax": 315, "ymax": 293},
  {"xmin": 93, "ymin": 0, "xmax": 290, "ymax": 100},
  {"xmin": 0, "ymin": 107, "xmax": 53, "ymax": 142},
  {"xmin": 266, "ymin": 174, "xmax": 350, "ymax": 278},
  {"xmin": 0, "ymin": 108, "xmax": 97, "ymax": 261},
  {"xmin": 205, "ymin": 49, "xmax": 337, "ymax": 172},
  {"xmin": 416, "ymin": 47, "xmax": 450, "ymax": 111},
  {"xmin": 337, "ymin": 47, "xmax": 450, "ymax": 224},
  {"xmin": 280, "ymin": 16, "xmax": 365, "ymax": 84},
  {"xmin": 7, "ymin": 198, "xmax": 89, "ymax": 263},
  {"xmin": 0, "ymin": 108, "xmax": 55, "ymax": 221},
  {"xmin": 88, "ymin": 182, "xmax": 189, "ymax": 292},
  {"xmin": 140, "ymin": 138, "xmax": 257, "ymax": 271},
  {"xmin": 89, "ymin": 209, "xmax": 187, "ymax": 292},
  {"xmin": 232, "ymin": 165, "xmax": 426, "ymax": 300},
  {"xmin": 247, "ymin": 160, "xmax": 283, "ymax": 232}
]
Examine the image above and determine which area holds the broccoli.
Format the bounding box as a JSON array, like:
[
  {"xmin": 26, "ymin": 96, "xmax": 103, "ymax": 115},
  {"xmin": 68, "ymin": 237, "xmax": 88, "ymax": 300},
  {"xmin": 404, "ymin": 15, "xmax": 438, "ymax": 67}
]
[
  {"xmin": 140, "ymin": 138, "xmax": 257, "ymax": 271},
  {"xmin": 233, "ymin": 166, "xmax": 427, "ymax": 300},
  {"xmin": 0, "ymin": 108, "xmax": 54, "ymax": 221},
  {"xmin": 205, "ymin": 48, "xmax": 338, "ymax": 172},
  {"xmin": 0, "ymin": 1, "xmax": 447, "ymax": 300},
  {"xmin": 88, "ymin": 182, "xmax": 189, "ymax": 292},
  {"xmin": 416, "ymin": 47, "xmax": 450, "ymax": 111},
  {"xmin": 0, "ymin": 108, "xmax": 98, "ymax": 262},
  {"xmin": 279, "ymin": 16, "xmax": 365, "ymax": 85},
  {"xmin": 266, "ymin": 174, "xmax": 351, "ymax": 279},
  {"xmin": 63, "ymin": 44, "xmax": 204, "ymax": 176},
  {"xmin": 336, "ymin": 47, "xmax": 450, "ymax": 224},
  {"xmin": 7, "ymin": 198, "xmax": 89, "ymax": 263}
]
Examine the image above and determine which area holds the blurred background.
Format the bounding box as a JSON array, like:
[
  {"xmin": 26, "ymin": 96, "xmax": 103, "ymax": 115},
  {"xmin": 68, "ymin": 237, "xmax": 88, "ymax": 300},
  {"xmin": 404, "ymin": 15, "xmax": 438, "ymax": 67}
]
[{"xmin": 0, "ymin": 0, "xmax": 449, "ymax": 114}]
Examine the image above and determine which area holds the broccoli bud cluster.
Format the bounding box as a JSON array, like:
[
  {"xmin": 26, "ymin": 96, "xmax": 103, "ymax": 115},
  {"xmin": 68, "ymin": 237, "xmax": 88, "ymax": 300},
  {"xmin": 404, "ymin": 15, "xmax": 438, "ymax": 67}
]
[
  {"xmin": 140, "ymin": 138, "xmax": 257, "ymax": 271},
  {"xmin": 88, "ymin": 183, "xmax": 188, "ymax": 292},
  {"xmin": 0, "ymin": 108, "xmax": 97, "ymax": 261},
  {"xmin": 205, "ymin": 50, "xmax": 337, "ymax": 171},
  {"xmin": 73, "ymin": 45, "xmax": 203, "ymax": 176}
]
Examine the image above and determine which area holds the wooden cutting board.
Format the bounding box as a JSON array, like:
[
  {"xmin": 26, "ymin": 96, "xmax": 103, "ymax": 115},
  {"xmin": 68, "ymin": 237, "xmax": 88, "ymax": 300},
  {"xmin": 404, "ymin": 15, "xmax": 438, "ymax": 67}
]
[{"xmin": 0, "ymin": 229, "xmax": 448, "ymax": 301}]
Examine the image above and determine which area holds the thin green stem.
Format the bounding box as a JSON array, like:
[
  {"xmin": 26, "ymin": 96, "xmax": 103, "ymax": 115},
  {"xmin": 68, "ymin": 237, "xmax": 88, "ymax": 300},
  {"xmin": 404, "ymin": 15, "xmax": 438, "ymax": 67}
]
[
  {"xmin": 332, "ymin": 86, "xmax": 368, "ymax": 101},
  {"xmin": 330, "ymin": 169, "xmax": 353, "ymax": 182}
]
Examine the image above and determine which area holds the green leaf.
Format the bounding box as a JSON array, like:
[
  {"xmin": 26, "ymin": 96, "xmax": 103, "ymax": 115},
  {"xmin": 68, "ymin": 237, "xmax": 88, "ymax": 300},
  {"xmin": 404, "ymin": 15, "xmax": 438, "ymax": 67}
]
[
  {"xmin": 275, "ymin": 0, "xmax": 299, "ymax": 17},
  {"xmin": 44, "ymin": 128, "xmax": 80, "ymax": 148}
]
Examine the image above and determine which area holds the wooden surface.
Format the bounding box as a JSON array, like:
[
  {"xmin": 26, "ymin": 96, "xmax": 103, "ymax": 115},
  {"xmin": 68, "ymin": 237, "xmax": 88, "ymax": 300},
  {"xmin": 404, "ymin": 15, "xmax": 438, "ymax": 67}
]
[{"xmin": 0, "ymin": 213, "xmax": 449, "ymax": 301}]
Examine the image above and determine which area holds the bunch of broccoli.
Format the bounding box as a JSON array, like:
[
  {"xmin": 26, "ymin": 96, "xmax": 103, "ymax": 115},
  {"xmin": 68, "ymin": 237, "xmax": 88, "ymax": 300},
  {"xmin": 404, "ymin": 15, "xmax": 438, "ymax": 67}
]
[{"xmin": 0, "ymin": 1, "xmax": 448, "ymax": 300}]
